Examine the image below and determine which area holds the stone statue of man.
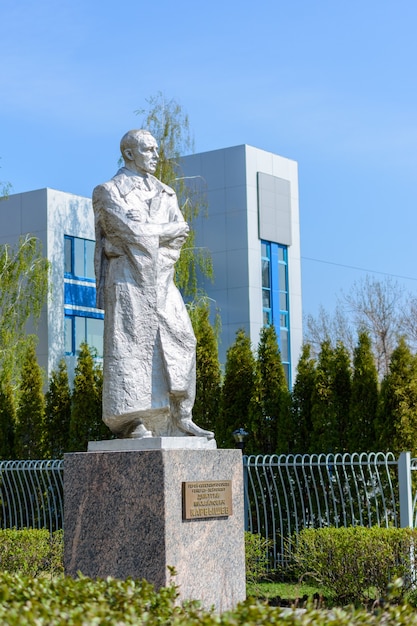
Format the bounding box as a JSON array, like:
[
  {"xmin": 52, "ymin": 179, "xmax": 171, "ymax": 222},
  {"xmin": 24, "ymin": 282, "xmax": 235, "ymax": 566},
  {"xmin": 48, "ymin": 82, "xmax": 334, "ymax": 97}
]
[{"xmin": 92, "ymin": 129, "xmax": 214, "ymax": 441}]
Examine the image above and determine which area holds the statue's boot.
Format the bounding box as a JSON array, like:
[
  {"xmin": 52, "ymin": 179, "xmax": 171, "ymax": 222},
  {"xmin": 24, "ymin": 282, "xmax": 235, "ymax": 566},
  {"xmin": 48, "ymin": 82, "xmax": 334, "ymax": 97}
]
[{"xmin": 178, "ymin": 418, "xmax": 215, "ymax": 440}]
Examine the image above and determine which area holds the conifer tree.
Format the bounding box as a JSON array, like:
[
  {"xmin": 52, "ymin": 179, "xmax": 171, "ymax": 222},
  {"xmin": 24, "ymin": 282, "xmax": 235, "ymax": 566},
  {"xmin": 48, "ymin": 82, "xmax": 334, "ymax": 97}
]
[
  {"xmin": 347, "ymin": 331, "xmax": 378, "ymax": 452},
  {"xmin": 14, "ymin": 340, "xmax": 46, "ymax": 459},
  {"xmin": 332, "ymin": 341, "xmax": 352, "ymax": 452},
  {"xmin": 69, "ymin": 343, "xmax": 107, "ymax": 451},
  {"xmin": 0, "ymin": 377, "xmax": 15, "ymax": 459},
  {"xmin": 376, "ymin": 337, "xmax": 417, "ymax": 456},
  {"xmin": 44, "ymin": 359, "xmax": 72, "ymax": 458},
  {"xmin": 310, "ymin": 341, "xmax": 337, "ymax": 453},
  {"xmin": 248, "ymin": 325, "xmax": 292, "ymax": 454},
  {"xmin": 188, "ymin": 299, "xmax": 221, "ymax": 433},
  {"xmin": 291, "ymin": 343, "xmax": 316, "ymax": 454},
  {"xmin": 218, "ymin": 329, "xmax": 255, "ymax": 449},
  {"xmin": 310, "ymin": 340, "xmax": 351, "ymax": 453}
]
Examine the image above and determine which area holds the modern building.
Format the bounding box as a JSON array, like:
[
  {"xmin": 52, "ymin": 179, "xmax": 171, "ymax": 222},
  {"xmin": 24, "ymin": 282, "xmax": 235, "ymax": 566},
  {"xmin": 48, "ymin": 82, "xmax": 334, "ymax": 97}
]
[
  {"xmin": 0, "ymin": 188, "xmax": 102, "ymax": 379},
  {"xmin": 0, "ymin": 144, "xmax": 302, "ymax": 385},
  {"xmin": 181, "ymin": 144, "xmax": 302, "ymax": 385}
]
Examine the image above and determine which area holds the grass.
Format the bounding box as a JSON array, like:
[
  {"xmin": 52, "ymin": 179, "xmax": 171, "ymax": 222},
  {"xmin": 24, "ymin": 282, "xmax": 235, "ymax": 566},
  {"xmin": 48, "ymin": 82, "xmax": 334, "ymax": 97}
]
[{"xmin": 247, "ymin": 580, "xmax": 333, "ymax": 605}]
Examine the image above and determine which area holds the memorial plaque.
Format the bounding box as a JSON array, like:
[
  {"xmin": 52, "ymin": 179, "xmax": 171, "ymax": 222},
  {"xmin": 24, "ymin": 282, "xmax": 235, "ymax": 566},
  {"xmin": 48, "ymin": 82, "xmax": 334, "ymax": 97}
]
[{"xmin": 182, "ymin": 480, "xmax": 232, "ymax": 520}]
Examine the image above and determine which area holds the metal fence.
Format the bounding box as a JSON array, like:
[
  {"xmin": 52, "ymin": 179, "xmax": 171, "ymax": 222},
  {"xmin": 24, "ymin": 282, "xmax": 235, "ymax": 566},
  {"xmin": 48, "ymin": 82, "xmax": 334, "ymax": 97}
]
[
  {"xmin": 1, "ymin": 453, "xmax": 417, "ymax": 569},
  {"xmin": 0, "ymin": 460, "xmax": 64, "ymax": 533},
  {"xmin": 243, "ymin": 452, "xmax": 414, "ymax": 568}
]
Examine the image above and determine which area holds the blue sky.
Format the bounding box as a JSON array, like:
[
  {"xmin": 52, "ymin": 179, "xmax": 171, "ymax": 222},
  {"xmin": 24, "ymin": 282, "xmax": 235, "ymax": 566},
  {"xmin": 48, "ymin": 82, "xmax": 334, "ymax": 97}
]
[{"xmin": 2, "ymin": 0, "xmax": 417, "ymax": 319}]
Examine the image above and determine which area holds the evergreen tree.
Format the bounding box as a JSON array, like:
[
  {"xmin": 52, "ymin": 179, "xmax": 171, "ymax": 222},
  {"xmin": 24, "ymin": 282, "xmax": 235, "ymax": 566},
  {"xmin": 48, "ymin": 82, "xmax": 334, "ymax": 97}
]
[
  {"xmin": 69, "ymin": 343, "xmax": 107, "ymax": 451},
  {"xmin": 291, "ymin": 343, "xmax": 316, "ymax": 454},
  {"xmin": 347, "ymin": 331, "xmax": 378, "ymax": 452},
  {"xmin": 332, "ymin": 341, "xmax": 352, "ymax": 452},
  {"xmin": 248, "ymin": 325, "xmax": 292, "ymax": 454},
  {"xmin": 44, "ymin": 359, "xmax": 72, "ymax": 458},
  {"xmin": 218, "ymin": 329, "xmax": 255, "ymax": 449},
  {"xmin": 310, "ymin": 341, "xmax": 337, "ymax": 453},
  {"xmin": 0, "ymin": 377, "xmax": 15, "ymax": 459},
  {"xmin": 376, "ymin": 337, "xmax": 417, "ymax": 456},
  {"xmin": 310, "ymin": 340, "xmax": 351, "ymax": 453},
  {"xmin": 14, "ymin": 340, "xmax": 45, "ymax": 459},
  {"xmin": 188, "ymin": 299, "xmax": 221, "ymax": 433}
]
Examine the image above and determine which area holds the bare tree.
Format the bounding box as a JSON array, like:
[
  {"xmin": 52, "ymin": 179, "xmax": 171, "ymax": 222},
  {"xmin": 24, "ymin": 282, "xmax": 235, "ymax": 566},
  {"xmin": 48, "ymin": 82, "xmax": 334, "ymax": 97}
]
[
  {"xmin": 304, "ymin": 302, "xmax": 355, "ymax": 360},
  {"xmin": 401, "ymin": 295, "xmax": 417, "ymax": 353},
  {"xmin": 344, "ymin": 276, "xmax": 405, "ymax": 376},
  {"xmin": 304, "ymin": 276, "xmax": 408, "ymax": 377}
]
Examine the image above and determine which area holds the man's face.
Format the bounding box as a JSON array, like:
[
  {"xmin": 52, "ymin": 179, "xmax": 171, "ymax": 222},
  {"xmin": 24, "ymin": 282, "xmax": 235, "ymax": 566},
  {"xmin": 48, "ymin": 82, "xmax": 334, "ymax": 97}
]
[{"xmin": 129, "ymin": 135, "xmax": 159, "ymax": 175}]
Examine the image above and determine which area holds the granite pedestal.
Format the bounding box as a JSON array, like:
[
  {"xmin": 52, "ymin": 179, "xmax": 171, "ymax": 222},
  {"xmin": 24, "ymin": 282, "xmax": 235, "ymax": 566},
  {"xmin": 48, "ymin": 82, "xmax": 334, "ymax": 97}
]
[{"xmin": 64, "ymin": 447, "xmax": 246, "ymax": 612}]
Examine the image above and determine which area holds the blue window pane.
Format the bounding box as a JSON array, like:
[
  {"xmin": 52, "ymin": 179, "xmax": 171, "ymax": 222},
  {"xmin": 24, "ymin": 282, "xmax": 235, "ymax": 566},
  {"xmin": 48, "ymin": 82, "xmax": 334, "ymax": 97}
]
[
  {"xmin": 280, "ymin": 292, "xmax": 288, "ymax": 311},
  {"xmin": 85, "ymin": 240, "xmax": 95, "ymax": 279},
  {"xmin": 65, "ymin": 317, "xmax": 73, "ymax": 354},
  {"xmin": 263, "ymin": 310, "xmax": 272, "ymax": 325},
  {"xmin": 279, "ymin": 263, "xmax": 287, "ymax": 291},
  {"xmin": 263, "ymin": 290, "xmax": 271, "ymax": 308},
  {"xmin": 74, "ymin": 238, "xmax": 84, "ymax": 277},
  {"xmin": 262, "ymin": 259, "xmax": 270, "ymax": 288},
  {"xmin": 64, "ymin": 237, "xmax": 73, "ymax": 274},
  {"xmin": 74, "ymin": 316, "xmax": 85, "ymax": 354},
  {"xmin": 280, "ymin": 329, "xmax": 289, "ymax": 362},
  {"xmin": 86, "ymin": 317, "xmax": 104, "ymax": 357},
  {"xmin": 261, "ymin": 242, "xmax": 269, "ymax": 258}
]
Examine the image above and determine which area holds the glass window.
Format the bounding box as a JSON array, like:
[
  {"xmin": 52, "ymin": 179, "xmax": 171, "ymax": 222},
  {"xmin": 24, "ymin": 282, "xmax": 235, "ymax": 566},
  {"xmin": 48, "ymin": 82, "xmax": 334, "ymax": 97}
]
[
  {"xmin": 280, "ymin": 328, "xmax": 289, "ymax": 362},
  {"xmin": 262, "ymin": 259, "xmax": 270, "ymax": 288},
  {"xmin": 65, "ymin": 314, "xmax": 104, "ymax": 357},
  {"xmin": 279, "ymin": 263, "xmax": 287, "ymax": 291},
  {"xmin": 73, "ymin": 238, "xmax": 84, "ymax": 277},
  {"xmin": 64, "ymin": 237, "xmax": 72, "ymax": 274},
  {"xmin": 74, "ymin": 316, "xmax": 85, "ymax": 354},
  {"xmin": 64, "ymin": 236, "xmax": 96, "ymax": 280},
  {"xmin": 263, "ymin": 310, "xmax": 271, "ymax": 325},
  {"xmin": 261, "ymin": 240, "xmax": 291, "ymax": 387},
  {"xmin": 86, "ymin": 318, "xmax": 104, "ymax": 357},
  {"xmin": 85, "ymin": 240, "xmax": 95, "ymax": 279},
  {"xmin": 65, "ymin": 317, "xmax": 73, "ymax": 354},
  {"xmin": 262, "ymin": 290, "xmax": 271, "ymax": 309}
]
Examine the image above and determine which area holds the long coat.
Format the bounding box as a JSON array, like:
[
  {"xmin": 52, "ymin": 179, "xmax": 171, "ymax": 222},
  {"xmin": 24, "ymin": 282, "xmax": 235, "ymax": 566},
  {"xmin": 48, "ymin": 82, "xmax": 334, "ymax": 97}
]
[{"xmin": 92, "ymin": 167, "xmax": 196, "ymax": 436}]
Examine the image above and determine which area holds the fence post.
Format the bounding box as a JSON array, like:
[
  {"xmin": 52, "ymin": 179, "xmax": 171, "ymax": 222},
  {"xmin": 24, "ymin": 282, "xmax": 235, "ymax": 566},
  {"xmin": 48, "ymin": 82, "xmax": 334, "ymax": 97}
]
[
  {"xmin": 242, "ymin": 456, "xmax": 249, "ymax": 531},
  {"xmin": 398, "ymin": 452, "xmax": 413, "ymax": 528}
]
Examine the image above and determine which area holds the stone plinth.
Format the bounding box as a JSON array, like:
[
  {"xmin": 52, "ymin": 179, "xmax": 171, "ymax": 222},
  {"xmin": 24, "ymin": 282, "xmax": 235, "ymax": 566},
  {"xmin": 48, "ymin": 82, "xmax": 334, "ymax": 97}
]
[{"xmin": 64, "ymin": 449, "xmax": 246, "ymax": 612}]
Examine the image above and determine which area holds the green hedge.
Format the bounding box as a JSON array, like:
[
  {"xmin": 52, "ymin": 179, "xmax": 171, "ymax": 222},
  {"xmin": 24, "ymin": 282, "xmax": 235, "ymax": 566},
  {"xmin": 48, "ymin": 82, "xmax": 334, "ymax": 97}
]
[
  {"xmin": 0, "ymin": 573, "xmax": 416, "ymax": 624},
  {"xmin": 0, "ymin": 529, "xmax": 63, "ymax": 576},
  {"xmin": 291, "ymin": 526, "xmax": 417, "ymax": 602}
]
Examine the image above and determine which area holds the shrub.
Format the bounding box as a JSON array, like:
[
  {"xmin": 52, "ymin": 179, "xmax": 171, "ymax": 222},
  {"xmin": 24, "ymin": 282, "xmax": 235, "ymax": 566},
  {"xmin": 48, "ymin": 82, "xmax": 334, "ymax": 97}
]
[
  {"xmin": 245, "ymin": 531, "xmax": 273, "ymax": 583},
  {"xmin": 1, "ymin": 573, "xmax": 417, "ymax": 624},
  {"xmin": 0, "ymin": 529, "xmax": 63, "ymax": 577},
  {"xmin": 291, "ymin": 526, "xmax": 416, "ymax": 602}
]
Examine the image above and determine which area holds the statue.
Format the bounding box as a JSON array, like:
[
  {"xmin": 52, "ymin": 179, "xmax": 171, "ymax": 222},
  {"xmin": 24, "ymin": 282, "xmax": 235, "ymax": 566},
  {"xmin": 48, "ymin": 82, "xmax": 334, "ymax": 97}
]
[{"xmin": 92, "ymin": 129, "xmax": 214, "ymax": 441}]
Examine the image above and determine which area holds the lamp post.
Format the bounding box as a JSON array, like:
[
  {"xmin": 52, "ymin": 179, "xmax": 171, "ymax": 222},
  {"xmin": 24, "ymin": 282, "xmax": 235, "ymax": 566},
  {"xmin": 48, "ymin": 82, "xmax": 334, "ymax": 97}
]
[{"xmin": 233, "ymin": 428, "xmax": 248, "ymax": 452}]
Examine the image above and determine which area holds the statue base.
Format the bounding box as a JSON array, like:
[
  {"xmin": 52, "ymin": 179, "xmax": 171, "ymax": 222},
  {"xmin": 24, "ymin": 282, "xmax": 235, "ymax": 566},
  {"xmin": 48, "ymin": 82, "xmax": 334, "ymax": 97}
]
[
  {"xmin": 88, "ymin": 436, "xmax": 217, "ymax": 451},
  {"xmin": 64, "ymin": 448, "xmax": 246, "ymax": 612}
]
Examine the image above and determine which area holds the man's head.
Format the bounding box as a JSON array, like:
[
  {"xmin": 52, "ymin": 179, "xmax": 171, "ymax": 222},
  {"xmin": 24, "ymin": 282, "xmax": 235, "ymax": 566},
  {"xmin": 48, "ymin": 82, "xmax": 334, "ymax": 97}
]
[{"xmin": 120, "ymin": 129, "xmax": 159, "ymax": 175}]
